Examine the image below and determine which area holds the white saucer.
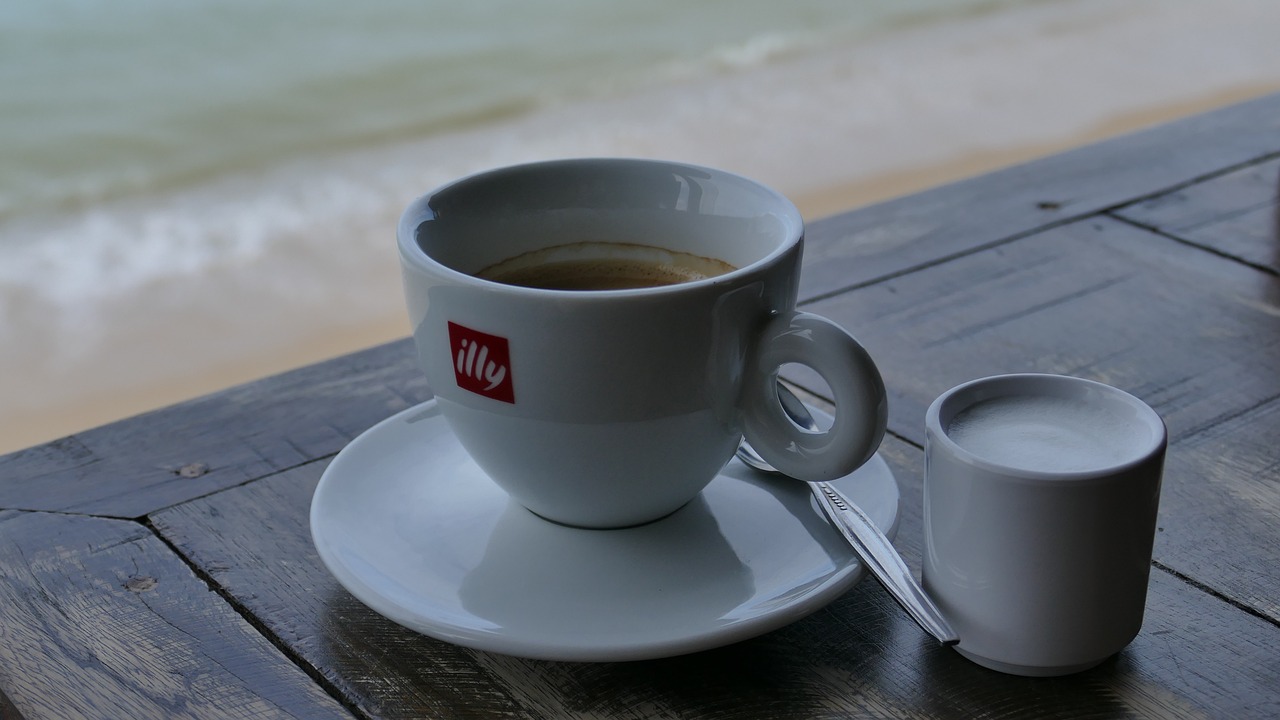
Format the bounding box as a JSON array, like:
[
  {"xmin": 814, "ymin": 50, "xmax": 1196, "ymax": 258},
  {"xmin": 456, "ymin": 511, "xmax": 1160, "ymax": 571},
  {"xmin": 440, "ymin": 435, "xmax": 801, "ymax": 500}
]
[{"xmin": 310, "ymin": 400, "xmax": 901, "ymax": 662}]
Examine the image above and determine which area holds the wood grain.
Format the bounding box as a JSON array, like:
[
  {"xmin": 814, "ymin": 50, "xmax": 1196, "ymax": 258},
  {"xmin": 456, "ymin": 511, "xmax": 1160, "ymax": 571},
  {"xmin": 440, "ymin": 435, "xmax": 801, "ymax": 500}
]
[
  {"xmin": 0, "ymin": 689, "xmax": 24, "ymax": 720},
  {"xmin": 150, "ymin": 435, "xmax": 1280, "ymax": 719},
  {"xmin": 1113, "ymin": 155, "xmax": 1280, "ymax": 274},
  {"xmin": 803, "ymin": 215, "xmax": 1280, "ymax": 447},
  {"xmin": 0, "ymin": 340, "xmax": 429, "ymax": 518},
  {"xmin": 1155, "ymin": 397, "xmax": 1280, "ymax": 622},
  {"xmin": 798, "ymin": 92, "xmax": 1280, "ymax": 300},
  {"xmin": 799, "ymin": 215, "xmax": 1280, "ymax": 622},
  {"xmin": 150, "ymin": 460, "xmax": 530, "ymax": 720},
  {"xmin": 0, "ymin": 511, "xmax": 351, "ymax": 720}
]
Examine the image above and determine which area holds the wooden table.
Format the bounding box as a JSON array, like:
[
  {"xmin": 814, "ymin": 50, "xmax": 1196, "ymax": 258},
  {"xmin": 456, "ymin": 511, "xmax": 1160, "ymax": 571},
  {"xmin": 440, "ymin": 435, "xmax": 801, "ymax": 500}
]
[{"xmin": 3, "ymin": 93, "xmax": 1278, "ymax": 720}]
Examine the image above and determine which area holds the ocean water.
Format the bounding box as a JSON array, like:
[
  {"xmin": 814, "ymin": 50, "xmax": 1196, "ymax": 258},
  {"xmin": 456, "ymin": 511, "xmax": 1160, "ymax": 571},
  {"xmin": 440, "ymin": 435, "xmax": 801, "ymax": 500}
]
[
  {"xmin": 2, "ymin": 0, "xmax": 1013, "ymax": 296},
  {"xmin": 3, "ymin": 0, "xmax": 1280, "ymax": 450},
  {"xmin": 0, "ymin": 0, "xmax": 1017, "ymax": 426}
]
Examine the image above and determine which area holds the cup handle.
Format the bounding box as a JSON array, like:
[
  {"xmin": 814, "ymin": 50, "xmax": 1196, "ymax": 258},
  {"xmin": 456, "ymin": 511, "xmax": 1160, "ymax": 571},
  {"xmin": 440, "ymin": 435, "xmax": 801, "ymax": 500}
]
[{"xmin": 741, "ymin": 311, "xmax": 888, "ymax": 480}]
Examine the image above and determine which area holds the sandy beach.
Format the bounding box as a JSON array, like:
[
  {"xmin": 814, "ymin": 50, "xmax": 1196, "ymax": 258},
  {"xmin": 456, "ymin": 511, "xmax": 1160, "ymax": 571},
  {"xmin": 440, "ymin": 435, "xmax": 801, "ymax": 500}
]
[{"xmin": 5, "ymin": 0, "xmax": 1280, "ymax": 455}]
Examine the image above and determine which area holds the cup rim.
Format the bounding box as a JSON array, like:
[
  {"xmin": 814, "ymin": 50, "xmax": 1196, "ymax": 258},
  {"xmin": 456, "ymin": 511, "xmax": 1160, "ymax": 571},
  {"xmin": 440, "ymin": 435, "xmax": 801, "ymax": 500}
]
[
  {"xmin": 925, "ymin": 373, "xmax": 1168, "ymax": 482},
  {"xmin": 396, "ymin": 157, "xmax": 804, "ymax": 300}
]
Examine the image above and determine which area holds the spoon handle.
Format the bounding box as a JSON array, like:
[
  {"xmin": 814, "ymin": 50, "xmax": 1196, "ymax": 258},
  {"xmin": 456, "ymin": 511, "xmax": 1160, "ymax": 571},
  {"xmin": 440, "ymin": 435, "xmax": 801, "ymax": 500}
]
[{"xmin": 812, "ymin": 481, "xmax": 960, "ymax": 646}]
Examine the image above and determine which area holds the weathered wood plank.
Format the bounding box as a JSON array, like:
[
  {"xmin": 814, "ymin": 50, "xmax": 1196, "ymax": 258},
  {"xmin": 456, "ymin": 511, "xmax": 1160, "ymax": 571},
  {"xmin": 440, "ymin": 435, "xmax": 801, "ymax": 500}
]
[
  {"xmin": 0, "ymin": 511, "xmax": 351, "ymax": 720},
  {"xmin": 148, "ymin": 462, "xmax": 537, "ymax": 720},
  {"xmin": 1112, "ymin": 155, "xmax": 1280, "ymax": 274},
  {"xmin": 799, "ymin": 91, "xmax": 1280, "ymax": 300},
  {"xmin": 150, "ymin": 436, "xmax": 1280, "ymax": 719},
  {"xmin": 803, "ymin": 215, "xmax": 1280, "ymax": 448},
  {"xmin": 0, "ymin": 340, "xmax": 429, "ymax": 518},
  {"xmin": 801, "ymin": 215, "xmax": 1280, "ymax": 622},
  {"xmin": 0, "ymin": 689, "xmax": 24, "ymax": 720},
  {"xmin": 1155, "ymin": 397, "xmax": 1280, "ymax": 622}
]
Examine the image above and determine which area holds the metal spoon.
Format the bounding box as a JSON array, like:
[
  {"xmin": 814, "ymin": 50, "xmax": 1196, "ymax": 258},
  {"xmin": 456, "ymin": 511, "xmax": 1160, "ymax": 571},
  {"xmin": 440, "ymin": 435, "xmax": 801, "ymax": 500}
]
[{"xmin": 736, "ymin": 384, "xmax": 959, "ymax": 646}]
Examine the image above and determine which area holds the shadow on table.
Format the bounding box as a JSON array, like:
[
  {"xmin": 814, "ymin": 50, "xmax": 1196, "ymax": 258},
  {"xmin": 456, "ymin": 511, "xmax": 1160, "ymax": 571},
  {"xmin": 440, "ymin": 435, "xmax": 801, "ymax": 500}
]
[{"xmin": 315, "ymin": 575, "xmax": 1195, "ymax": 720}]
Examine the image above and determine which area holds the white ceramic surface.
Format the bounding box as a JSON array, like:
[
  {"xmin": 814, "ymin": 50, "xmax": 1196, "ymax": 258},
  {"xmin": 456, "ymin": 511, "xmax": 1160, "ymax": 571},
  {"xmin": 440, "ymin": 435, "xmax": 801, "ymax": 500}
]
[
  {"xmin": 310, "ymin": 400, "xmax": 901, "ymax": 662},
  {"xmin": 923, "ymin": 373, "xmax": 1166, "ymax": 677},
  {"xmin": 398, "ymin": 158, "xmax": 886, "ymax": 528}
]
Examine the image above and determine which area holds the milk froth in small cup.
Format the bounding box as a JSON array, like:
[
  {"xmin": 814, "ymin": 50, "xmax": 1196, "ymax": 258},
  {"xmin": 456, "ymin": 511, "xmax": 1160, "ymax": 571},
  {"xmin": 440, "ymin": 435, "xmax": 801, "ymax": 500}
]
[
  {"xmin": 398, "ymin": 158, "xmax": 888, "ymax": 529},
  {"xmin": 924, "ymin": 373, "xmax": 1166, "ymax": 676}
]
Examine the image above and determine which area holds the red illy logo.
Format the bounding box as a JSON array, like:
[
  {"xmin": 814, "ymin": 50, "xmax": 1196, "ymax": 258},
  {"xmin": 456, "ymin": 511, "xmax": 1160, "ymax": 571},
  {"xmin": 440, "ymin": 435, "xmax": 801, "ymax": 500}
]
[{"xmin": 447, "ymin": 322, "xmax": 515, "ymax": 404}]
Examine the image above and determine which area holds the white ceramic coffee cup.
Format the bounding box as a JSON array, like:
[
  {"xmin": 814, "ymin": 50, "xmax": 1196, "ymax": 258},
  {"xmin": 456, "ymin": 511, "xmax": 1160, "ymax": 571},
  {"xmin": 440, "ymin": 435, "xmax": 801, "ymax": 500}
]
[
  {"xmin": 923, "ymin": 373, "xmax": 1166, "ymax": 676},
  {"xmin": 397, "ymin": 158, "xmax": 887, "ymax": 528}
]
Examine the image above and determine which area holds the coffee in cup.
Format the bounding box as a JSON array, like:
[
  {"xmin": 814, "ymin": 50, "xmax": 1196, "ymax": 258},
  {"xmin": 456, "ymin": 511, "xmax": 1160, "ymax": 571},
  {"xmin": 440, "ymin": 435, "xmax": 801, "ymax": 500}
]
[
  {"xmin": 398, "ymin": 158, "xmax": 888, "ymax": 528},
  {"xmin": 477, "ymin": 241, "xmax": 737, "ymax": 291}
]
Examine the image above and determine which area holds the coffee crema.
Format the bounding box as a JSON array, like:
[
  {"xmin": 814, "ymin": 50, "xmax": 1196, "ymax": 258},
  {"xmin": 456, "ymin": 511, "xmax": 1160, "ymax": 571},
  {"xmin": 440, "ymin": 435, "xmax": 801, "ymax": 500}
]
[{"xmin": 477, "ymin": 241, "xmax": 737, "ymax": 291}]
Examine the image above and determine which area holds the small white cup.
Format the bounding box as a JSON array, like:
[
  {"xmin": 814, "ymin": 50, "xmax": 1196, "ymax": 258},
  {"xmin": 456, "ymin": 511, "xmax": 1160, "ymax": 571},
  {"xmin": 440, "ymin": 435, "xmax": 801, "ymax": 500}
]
[
  {"xmin": 923, "ymin": 373, "xmax": 1166, "ymax": 676},
  {"xmin": 398, "ymin": 159, "xmax": 887, "ymax": 529}
]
